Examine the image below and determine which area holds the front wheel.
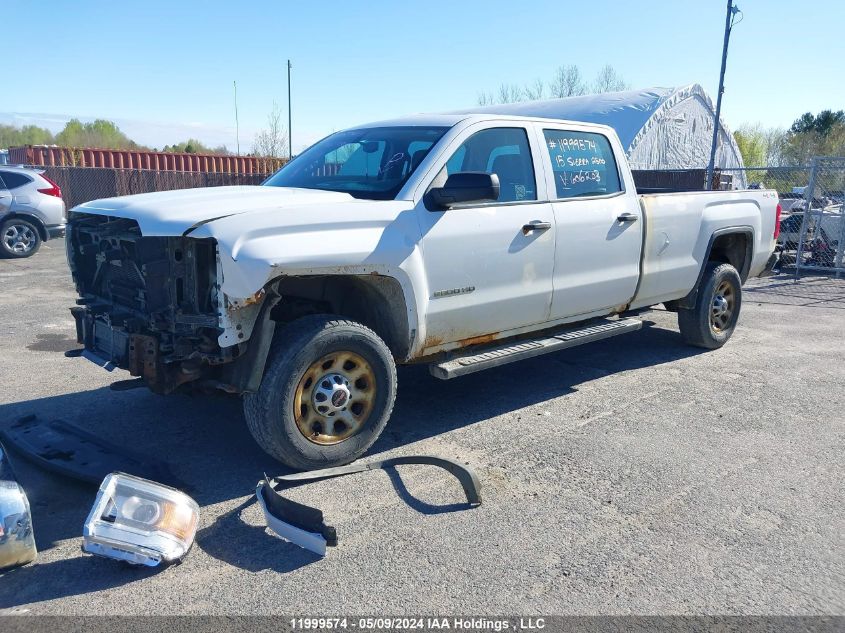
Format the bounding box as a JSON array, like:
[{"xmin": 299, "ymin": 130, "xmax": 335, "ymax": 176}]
[
  {"xmin": 677, "ymin": 262, "xmax": 742, "ymax": 349},
  {"xmin": 243, "ymin": 315, "xmax": 397, "ymax": 470}
]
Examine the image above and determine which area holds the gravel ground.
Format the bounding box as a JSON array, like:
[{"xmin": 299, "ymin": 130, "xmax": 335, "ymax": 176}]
[{"xmin": 0, "ymin": 240, "xmax": 843, "ymax": 615}]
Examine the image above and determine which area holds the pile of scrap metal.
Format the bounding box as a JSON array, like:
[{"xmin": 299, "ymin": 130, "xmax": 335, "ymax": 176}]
[{"xmin": 0, "ymin": 416, "xmax": 482, "ymax": 570}]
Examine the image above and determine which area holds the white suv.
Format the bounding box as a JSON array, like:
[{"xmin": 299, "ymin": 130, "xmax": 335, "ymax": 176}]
[{"xmin": 0, "ymin": 166, "xmax": 66, "ymax": 258}]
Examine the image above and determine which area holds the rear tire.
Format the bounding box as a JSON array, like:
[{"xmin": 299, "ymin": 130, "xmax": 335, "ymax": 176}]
[
  {"xmin": 243, "ymin": 315, "xmax": 397, "ymax": 470},
  {"xmin": 677, "ymin": 262, "xmax": 742, "ymax": 349},
  {"xmin": 1, "ymin": 218, "xmax": 41, "ymax": 258}
]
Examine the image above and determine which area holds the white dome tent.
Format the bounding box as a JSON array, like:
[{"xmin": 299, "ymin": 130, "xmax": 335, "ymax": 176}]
[{"xmin": 455, "ymin": 83, "xmax": 746, "ymax": 187}]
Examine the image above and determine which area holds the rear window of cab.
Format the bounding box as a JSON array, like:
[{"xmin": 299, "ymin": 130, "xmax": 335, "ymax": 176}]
[{"xmin": 543, "ymin": 130, "xmax": 621, "ymax": 199}]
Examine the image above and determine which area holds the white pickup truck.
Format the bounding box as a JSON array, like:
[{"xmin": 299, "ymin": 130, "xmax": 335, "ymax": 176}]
[{"xmin": 66, "ymin": 113, "xmax": 780, "ymax": 469}]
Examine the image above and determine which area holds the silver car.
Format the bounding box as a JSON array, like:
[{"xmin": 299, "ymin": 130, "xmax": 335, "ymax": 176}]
[{"xmin": 0, "ymin": 166, "xmax": 66, "ymax": 258}]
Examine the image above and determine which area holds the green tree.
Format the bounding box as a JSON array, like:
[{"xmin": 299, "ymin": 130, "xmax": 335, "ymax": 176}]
[
  {"xmin": 789, "ymin": 110, "xmax": 844, "ymax": 136},
  {"xmin": 733, "ymin": 124, "xmax": 768, "ymax": 167},
  {"xmin": 163, "ymin": 138, "xmax": 229, "ymax": 154},
  {"xmin": 782, "ymin": 110, "xmax": 845, "ymax": 165},
  {"xmin": 0, "ymin": 124, "xmax": 55, "ymax": 147},
  {"xmin": 55, "ymin": 118, "xmax": 143, "ymax": 150}
]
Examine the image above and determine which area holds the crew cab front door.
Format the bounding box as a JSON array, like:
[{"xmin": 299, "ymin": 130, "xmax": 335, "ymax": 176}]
[
  {"xmin": 416, "ymin": 124, "xmax": 555, "ymax": 349},
  {"xmin": 540, "ymin": 126, "xmax": 642, "ymax": 320}
]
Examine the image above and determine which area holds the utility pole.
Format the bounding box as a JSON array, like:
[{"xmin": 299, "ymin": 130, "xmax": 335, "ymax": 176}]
[
  {"xmin": 233, "ymin": 80, "xmax": 240, "ymax": 156},
  {"xmin": 706, "ymin": 0, "xmax": 741, "ymax": 189},
  {"xmin": 287, "ymin": 59, "xmax": 293, "ymax": 159}
]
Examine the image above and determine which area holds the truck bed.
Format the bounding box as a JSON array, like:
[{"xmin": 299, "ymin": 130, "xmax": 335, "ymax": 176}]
[{"xmin": 631, "ymin": 189, "xmax": 779, "ymax": 310}]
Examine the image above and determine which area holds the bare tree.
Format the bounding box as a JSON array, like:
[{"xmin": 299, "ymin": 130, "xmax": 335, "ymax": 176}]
[
  {"xmin": 477, "ymin": 91, "xmax": 495, "ymax": 106},
  {"xmin": 497, "ymin": 83, "xmax": 524, "ymax": 104},
  {"xmin": 550, "ymin": 65, "xmax": 585, "ymax": 98},
  {"xmin": 523, "ymin": 78, "xmax": 545, "ymax": 101},
  {"xmin": 476, "ymin": 63, "xmax": 629, "ymax": 105},
  {"xmin": 592, "ymin": 64, "xmax": 628, "ymax": 93},
  {"xmin": 253, "ymin": 102, "xmax": 289, "ymax": 158}
]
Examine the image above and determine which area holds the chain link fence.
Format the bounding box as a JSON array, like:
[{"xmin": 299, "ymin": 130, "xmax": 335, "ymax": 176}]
[
  {"xmin": 793, "ymin": 157, "xmax": 845, "ymax": 275},
  {"xmin": 42, "ymin": 165, "xmax": 274, "ymax": 209},
  {"xmin": 720, "ymin": 160, "xmax": 845, "ymax": 276},
  {"xmin": 719, "ymin": 166, "xmax": 812, "ymax": 195}
]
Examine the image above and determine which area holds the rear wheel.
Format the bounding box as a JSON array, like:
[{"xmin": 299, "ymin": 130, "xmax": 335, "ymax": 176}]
[
  {"xmin": 677, "ymin": 262, "xmax": 742, "ymax": 349},
  {"xmin": 243, "ymin": 315, "xmax": 397, "ymax": 470},
  {"xmin": 1, "ymin": 218, "xmax": 41, "ymax": 258}
]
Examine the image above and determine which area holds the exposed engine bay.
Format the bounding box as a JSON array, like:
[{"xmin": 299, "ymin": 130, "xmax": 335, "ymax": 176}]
[{"xmin": 66, "ymin": 212, "xmax": 258, "ymax": 393}]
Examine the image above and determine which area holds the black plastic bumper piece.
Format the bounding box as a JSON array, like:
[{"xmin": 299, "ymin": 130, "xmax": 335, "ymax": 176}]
[{"xmin": 0, "ymin": 414, "xmax": 184, "ymax": 488}]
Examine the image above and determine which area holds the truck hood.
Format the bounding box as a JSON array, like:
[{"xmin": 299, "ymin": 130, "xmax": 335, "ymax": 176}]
[{"xmin": 73, "ymin": 185, "xmax": 356, "ymax": 236}]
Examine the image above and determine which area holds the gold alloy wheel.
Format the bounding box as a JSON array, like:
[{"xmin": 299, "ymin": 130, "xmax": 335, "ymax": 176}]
[
  {"xmin": 293, "ymin": 351, "xmax": 377, "ymax": 445},
  {"xmin": 710, "ymin": 280, "xmax": 735, "ymax": 333}
]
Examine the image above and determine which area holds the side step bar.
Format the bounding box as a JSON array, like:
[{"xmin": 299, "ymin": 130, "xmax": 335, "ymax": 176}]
[{"xmin": 429, "ymin": 317, "xmax": 642, "ymax": 380}]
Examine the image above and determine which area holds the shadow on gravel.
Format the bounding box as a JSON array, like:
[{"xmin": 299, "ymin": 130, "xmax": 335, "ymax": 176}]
[
  {"xmin": 382, "ymin": 467, "xmax": 474, "ymax": 515},
  {"xmin": 195, "ymin": 498, "xmax": 322, "ymax": 573},
  {"xmin": 0, "ymin": 553, "xmax": 160, "ymax": 608},
  {"xmin": 0, "ymin": 319, "xmax": 704, "ymax": 598},
  {"xmin": 371, "ymin": 319, "xmax": 703, "ymax": 453}
]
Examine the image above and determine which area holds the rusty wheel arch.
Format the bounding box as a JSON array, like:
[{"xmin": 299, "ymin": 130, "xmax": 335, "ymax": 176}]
[
  {"xmin": 227, "ymin": 273, "xmax": 412, "ymax": 394},
  {"xmin": 268, "ymin": 274, "xmax": 412, "ymax": 360}
]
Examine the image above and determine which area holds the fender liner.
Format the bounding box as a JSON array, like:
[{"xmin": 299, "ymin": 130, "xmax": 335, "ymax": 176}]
[
  {"xmin": 257, "ymin": 455, "xmax": 482, "ymax": 555},
  {"xmin": 226, "ymin": 285, "xmax": 282, "ymax": 393},
  {"xmin": 677, "ymin": 226, "xmax": 754, "ymax": 310}
]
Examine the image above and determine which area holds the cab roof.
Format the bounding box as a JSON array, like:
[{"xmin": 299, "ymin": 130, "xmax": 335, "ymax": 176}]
[{"xmin": 351, "ymin": 112, "xmax": 616, "ymax": 135}]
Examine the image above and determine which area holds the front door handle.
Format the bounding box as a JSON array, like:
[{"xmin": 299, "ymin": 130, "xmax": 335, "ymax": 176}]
[
  {"xmin": 522, "ymin": 220, "xmax": 552, "ymax": 235},
  {"xmin": 617, "ymin": 212, "xmax": 639, "ymax": 223}
]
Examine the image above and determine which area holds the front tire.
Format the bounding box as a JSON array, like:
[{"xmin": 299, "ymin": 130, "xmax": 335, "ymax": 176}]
[
  {"xmin": 677, "ymin": 262, "xmax": 742, "ymax": 349},
  {"xmin": 243, "ymin": 315, "xmax": 397, "ymax": 470},
  {"xmin": 1, "ymin": 218, "xmax": 41, "ymax": 258}
]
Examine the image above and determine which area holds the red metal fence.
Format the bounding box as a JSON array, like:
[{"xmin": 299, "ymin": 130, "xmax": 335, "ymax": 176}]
[
  {"xmin": 42, "ymin": 166, "xmax": 270, "ymax": 209},
  {"xmin": 9, "ymin": 145, "xmax": 286, "ymax": 174}
]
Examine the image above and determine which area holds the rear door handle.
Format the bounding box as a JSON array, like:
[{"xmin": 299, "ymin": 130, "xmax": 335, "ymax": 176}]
[
  {"xmin": 522, "ymin": 220, "xmax": 552, "ymax": 234},
  {"xmin": 617, "ymin": 212, "xmax": 639, "ymax": 223}
]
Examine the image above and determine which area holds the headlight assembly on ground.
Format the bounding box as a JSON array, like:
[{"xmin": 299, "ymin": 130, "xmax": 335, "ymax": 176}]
[
  {"xmin": 0, "ymin": 441, "xmax": 37, "ymax": 571},
  {"xmin": 82, "ymin": 472, "xmax": 199, "ymax": 567}
]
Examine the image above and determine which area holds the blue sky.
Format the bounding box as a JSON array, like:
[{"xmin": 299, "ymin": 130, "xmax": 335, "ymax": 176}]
[{"xmin": 3, "ymin": 0, "xmax": 843, "ymax": 152}]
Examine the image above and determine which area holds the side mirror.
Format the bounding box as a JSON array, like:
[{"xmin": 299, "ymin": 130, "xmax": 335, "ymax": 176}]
[
  {"xmin": 427, "ymin": 172, "xmax": 500, "ymax": 210},
  {"xmin": 0, "ymin": 442, "xmax": 37, "ymax": 570}
]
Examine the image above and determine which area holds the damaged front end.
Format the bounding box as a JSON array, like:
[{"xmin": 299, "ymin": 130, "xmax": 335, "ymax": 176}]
[{"xmin": 66, "ymin": 213, "xmax": 266, "ymax": 394}]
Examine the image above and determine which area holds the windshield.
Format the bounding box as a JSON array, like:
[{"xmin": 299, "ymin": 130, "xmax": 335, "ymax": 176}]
[{"xmin": 263, "ymin": 126, "xmax": 449, "ymax": 200}]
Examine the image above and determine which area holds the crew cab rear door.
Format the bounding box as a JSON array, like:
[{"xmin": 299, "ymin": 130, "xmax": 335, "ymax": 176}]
[
  {"xmin": 539, "ymin": 125, "xmax": 642, "ymax": 320},
  {"xmin": 415, "ymin": 122, "xmax": 555, "ymax": 348}
]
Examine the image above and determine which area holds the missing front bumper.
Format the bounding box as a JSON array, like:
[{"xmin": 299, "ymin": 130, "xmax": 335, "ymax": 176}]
[{"xmin": 69, "ymin": 307, "xmax": 199, "ymax": 393}]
